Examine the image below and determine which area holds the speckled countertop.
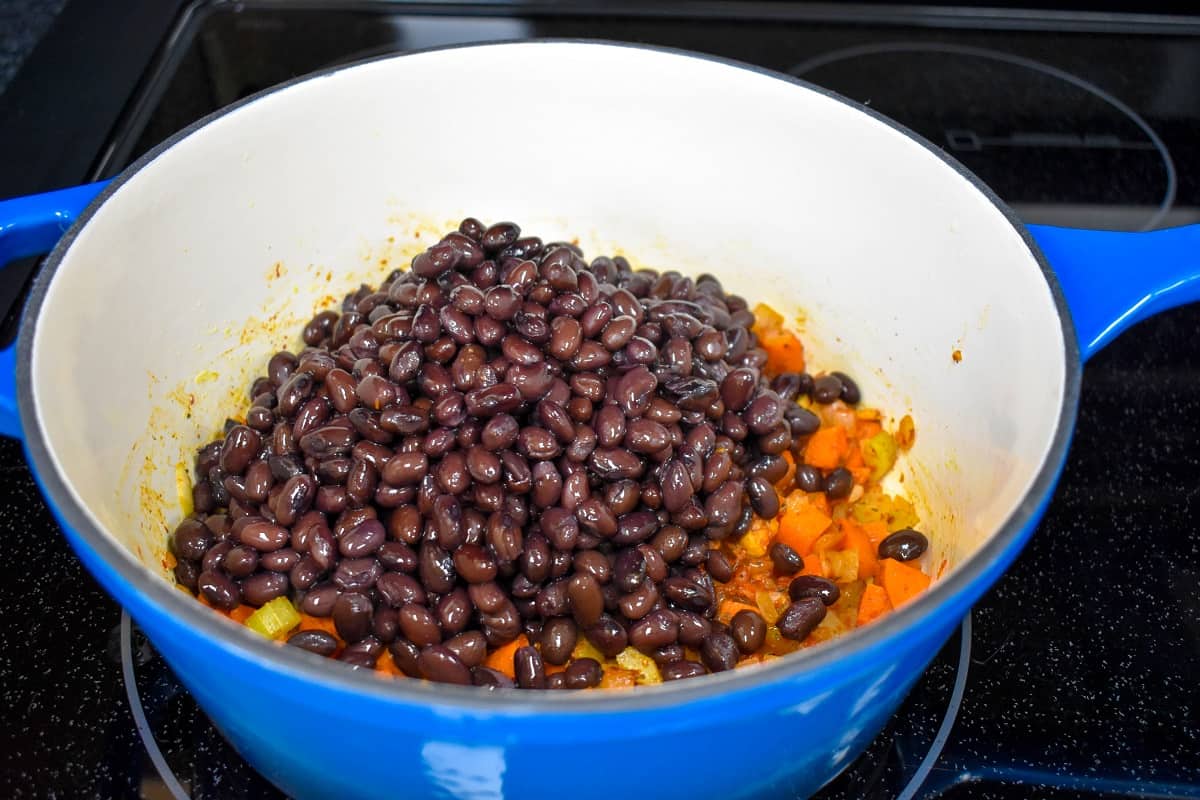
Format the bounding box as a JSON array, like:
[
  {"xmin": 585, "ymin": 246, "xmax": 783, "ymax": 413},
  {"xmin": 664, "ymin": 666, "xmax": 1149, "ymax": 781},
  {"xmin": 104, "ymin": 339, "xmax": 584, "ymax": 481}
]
[{"xmin": 0, "ymin": 0, "xmax": 67, "ymax": 94}]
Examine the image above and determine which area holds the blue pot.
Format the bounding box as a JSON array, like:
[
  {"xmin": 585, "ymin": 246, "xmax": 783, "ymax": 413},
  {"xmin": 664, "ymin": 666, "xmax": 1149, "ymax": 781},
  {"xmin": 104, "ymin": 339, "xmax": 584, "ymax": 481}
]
[{"xmin": 0, "ymin": 42, "xmax": 1197, "ymax": 799}]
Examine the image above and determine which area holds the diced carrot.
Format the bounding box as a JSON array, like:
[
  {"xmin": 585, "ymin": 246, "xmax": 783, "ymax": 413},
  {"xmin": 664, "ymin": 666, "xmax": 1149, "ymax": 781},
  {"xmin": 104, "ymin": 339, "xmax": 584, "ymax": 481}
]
[
  {"xmin": 801, "ymin": 553, "xmax": 824, "ymax": 576},
  {"xmin": 718, "ymin": 599, "xmax": 760, "ymax": 623},
  {"xmin": 840, "ymin": 519, "xmax": 879, "ymax": 579},
  {"xmin": 844, "ymin": 445, "xmax": 866, "ymax": 472},
  {"xmin": 861, "ymin": 520, "xmax": 889, "ymax": 546},
  {"xmin": 483, "ymin": 634, "xmax": 529, "ymax": 678},
  {"xmin": 804, "ymin": 425, "xmax": 848, "ymax": 470},
  {"xmin": 857, "ymin": 583, "xmax": 892, "ymax": 626},
  {"xmin": 545, "ymin": 661, "xmax": 568, "ymax": 676},
  {"xmin": 879, "ymin": 559, "xmax": 931, "ymax": 608},
  {"xmin": 297, "ymin": 614, "xmax": 340, "ymax": 639},
  {"xmin": 776, "ymin": 503, "xmax": 833, "ymax": 556},
  {"xmin": 375, "ymin": 650, "xmax": 402, "ymax": 677},
  {"xmin": 229, "ymin": 605, "xmax": 255, "ymax": 624},
  {"xmin": 849, "ymin": 466, "xmax": 872, "ymax": 486},
  {"xmin": 760, "ymin": 328, "xmax": 806, "ymax": 375}
]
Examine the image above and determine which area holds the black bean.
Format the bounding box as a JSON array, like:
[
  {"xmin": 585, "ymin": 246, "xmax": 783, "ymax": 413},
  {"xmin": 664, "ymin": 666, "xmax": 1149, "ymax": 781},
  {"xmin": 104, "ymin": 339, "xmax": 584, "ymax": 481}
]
[
  {"xmin": 443, "ymin": 630, "xmax": 487, "ymax": 668},
  {"xmin": 242, "ymin": 572, "xmax": 289, "ymax": 607},
  {"xmin": 538, "ymin": 617, "xmax": 578, "ymax": 666},
  {"xmin": 519, "ymin": 534, "xmax": 552, "ymax": 584},
  {"xmin": 700, "ymin": 631, "xmax": 739, "ymax": 672},
  {"xmin": 472, "ymin": 666, "xmax": 515, "ymax": 689},
  {"xmin": 625, "ymin": 418, "xmax": 670, "ymax": 454},
  {"xmin": 746, "ymin": 476, "xmax": 781, "ymax": 519},
  {"xmin": 376, "ymin": 572, "xmax": 425, "ymax": 607},
  {"xmin": 830, "ymin": 371, "xmax": 861, "ymax": 404},
  {"xmin": 171, "ymin": 518, "xmax": 211, "ymax": 562},
  {"xmin": 879, "ymin": 529, "xmax": 929, "ymax": 562},
  {"xmin": 812, "ymin": 374, "xmax": 843, "ymax": 404},
  {"xmin": 332, "ymin": 556, "xmax": 382, "ymax": 592},
  {"xmin": 333, "ymin": 592, "xmax": 374, "ymax": 642},
  {"xmin": 661, "ymin": 660, "xmax": 706, "ymax": 681},
  {"xmin": 381, "ymin": 452, "xmax": 428, "ymax": 486},
  {"xmin": 299, "ymin": 584, "xmax": 339, "ymax": 617},
  {"xmin": 237, "ymin": 520, "xmax": 290, "ymax": 552},
  {"xmin": 629, "ymin": 608, "xmax": 680, "ymax": 652},
  {"xmin": 704, "ymin": 480, "xmax": 743, "ymax": 531},
  {"xmin": 794, "ymin": 463, "xmax": 824, "ymax": 494},
  {"xmin": 513, "ymin": 646, "xmax": 547, "ymax": 689},
  {"xmin": 730, "ymin": 610, "xmax": 767, "ymax": 654},
  {"xmin": 823, "ymin": 466, "xmax": 854, "ymax": 500},
  {"xmin": 661, "ymin": 577, "xmax": 711, "ymax": 611},
  {"xmin": 340, "ymin": 518, "xmax": 385, "ymax": 558},
  {"xmin": 388, "ymin": 639, "xmax": 423, "ymax": 678},
  {"xmin": 418, "ymin": 645, "xmax": 473, "ymax": 685},
  {"xmin": 197, "ymin": 570, "xmax": 240, "ymax": 610},
  {"xmin": 287, "ymin": 630, "xmax": 338, "ymax": 656},
  {"xmin": 530, "ymin": 461, "xmax": 563, "ymax": 509},
  {"xmin": 768, "ymin": 542, "xmax": 804, "ymax": 575},
  {"xmin": 372, "ymin": 606, "xmax": 399, "ymax": 643},
  {"xmin": 516, "ymin": 426, "xmax": 560, "ymax": 461},
  {"xmin": 568, "ymin": 574, "xmax": 604, "ymax": 627},
  {"xmin": 612, "ymin": 510, "xmax": 659, "ymax": 546},
  {"xmin": 705, "ymin": 550, "xmax": 735, "ymax": 583},
  {"xmin": 447, "ymin": 543, "xmax": 494, "ymax": 585},
  {"xmin": 437, "ymin": 588, "xmax": 473, "ymax": 634},
  {"xmin": 398, "ymin": 603, "xmax": 442, "ymax": 647},
  {"xmin": 419, "ymin": 542, "xmax": 457, "ymax": 593},
  {"xmin": 564, "ymin": 658, "xmax": 603, "ymax": 689},
  {"xmin": 787, "ymin": 575, "xmax": 840, "ymax": 606},
  {"xmin": 589, "ymin": 448, "xmax": 643, "ymax": 481},
  {"xmin": 575, "ymin": 498, "xmax": 618, "ymax": 539},
  {"xmin": 778, "ymin": 597, "xmax": 827, "ymax": 641},
  {"xmin": 585, "ymin": 614, "xmax": 629, "ymax": 658},
  {"xmin": 618, "ymin": 579, "xmax": 659, "ymax": 620},
  {"xmin": 222, "ymin": 545, "xmax": 259, "ymax": 578}
]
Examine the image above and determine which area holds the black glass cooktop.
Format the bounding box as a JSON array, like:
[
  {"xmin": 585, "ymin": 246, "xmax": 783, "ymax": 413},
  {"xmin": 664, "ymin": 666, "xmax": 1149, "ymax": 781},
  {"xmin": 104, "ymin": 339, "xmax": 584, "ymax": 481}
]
[{"xmin": 2, "ymin": 3, "xmax": 1199, "ymax": 798}]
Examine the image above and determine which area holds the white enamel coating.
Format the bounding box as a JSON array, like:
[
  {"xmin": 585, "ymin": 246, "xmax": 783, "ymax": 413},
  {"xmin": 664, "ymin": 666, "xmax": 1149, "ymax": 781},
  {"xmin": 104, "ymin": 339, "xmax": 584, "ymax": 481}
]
[{"xmin": 29, "ymin": 42, "xmax": 1064, "ymax": 594}]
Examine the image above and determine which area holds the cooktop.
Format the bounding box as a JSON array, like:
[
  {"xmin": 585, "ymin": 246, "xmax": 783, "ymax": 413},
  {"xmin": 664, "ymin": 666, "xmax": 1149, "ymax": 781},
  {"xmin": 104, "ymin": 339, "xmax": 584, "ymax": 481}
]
[{"xmin": 1, "ymin": 3, "xmax": 1198, "ymax": 798}]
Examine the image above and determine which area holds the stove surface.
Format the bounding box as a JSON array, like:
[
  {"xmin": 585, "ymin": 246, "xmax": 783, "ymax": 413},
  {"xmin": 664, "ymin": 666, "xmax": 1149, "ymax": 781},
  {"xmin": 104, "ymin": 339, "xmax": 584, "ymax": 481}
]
[{"xmin": 1, "ymin": 3, "xmax": 1198, "ymax": 798}]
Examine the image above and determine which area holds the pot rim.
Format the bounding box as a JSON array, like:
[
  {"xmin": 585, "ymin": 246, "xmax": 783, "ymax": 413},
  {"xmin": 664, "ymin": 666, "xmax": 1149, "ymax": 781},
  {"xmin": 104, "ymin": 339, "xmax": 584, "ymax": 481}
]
[{"xmin": 16, "ymin": 39, "xmax": 1081, "ymax": 714}]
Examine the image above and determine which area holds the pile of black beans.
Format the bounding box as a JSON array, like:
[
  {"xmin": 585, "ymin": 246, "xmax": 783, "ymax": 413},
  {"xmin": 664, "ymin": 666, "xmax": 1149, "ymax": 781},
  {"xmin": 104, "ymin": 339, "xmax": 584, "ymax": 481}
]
[{"xmin": 170, "ymin": 218, "xmax": 863, "ymax": 689}]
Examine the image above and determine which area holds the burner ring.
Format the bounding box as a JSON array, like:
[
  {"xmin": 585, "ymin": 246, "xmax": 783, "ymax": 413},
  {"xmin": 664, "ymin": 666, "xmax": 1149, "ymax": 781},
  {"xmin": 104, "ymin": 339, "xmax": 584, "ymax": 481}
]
[{"xmin": 791, "ymin": 42, "xmax": 1176, "ymax": 232}]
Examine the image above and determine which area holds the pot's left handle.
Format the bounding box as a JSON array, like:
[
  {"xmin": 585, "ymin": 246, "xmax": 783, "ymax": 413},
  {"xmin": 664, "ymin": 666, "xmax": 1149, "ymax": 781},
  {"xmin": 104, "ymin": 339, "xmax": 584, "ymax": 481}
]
[{"xmin": 0, "ymin": 181, "xmax": 110, "ymax": 439}]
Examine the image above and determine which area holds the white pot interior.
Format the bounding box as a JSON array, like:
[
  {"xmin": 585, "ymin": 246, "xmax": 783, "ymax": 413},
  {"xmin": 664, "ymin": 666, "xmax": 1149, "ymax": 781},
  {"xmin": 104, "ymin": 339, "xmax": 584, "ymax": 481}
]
[{"xmin": 30, "ymin": 42, "xmax": 1066, "ymax": 601}]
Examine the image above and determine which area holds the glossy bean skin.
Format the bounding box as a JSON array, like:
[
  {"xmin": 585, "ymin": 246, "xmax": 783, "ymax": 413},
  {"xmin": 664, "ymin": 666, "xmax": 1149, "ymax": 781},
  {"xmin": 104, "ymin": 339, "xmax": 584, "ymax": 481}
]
[
  {"xmin": 180, "ymin": 215, "xmax": 907, "ymax": 693},
  {"xmin": 777, "ymin": 597, "xmax": 827, "ymax": 641},
  {"xmin": 879, "ymin": 529, "xmax": 929, "ymax": 561},
  {"xmin": 333, "ymin": 592, "xmax": 374, "ymax": 642},
  {"xmin": 787, "ymin": 575, "xmax": 841, "ymax": 606},
  {"xmin": 700, "ymin": 631, "xmax": 739, "ymax": 672},
  {"xmin": 730, "ymin": 610, "xmax": 767, "ymax": 654},
  {"xmin": 418, "ymin": 645, "xmax": 472, "ymax": 685},
  {"xmin": 287, "ymin": 630, "xmax": 338, "ymax": 656}
]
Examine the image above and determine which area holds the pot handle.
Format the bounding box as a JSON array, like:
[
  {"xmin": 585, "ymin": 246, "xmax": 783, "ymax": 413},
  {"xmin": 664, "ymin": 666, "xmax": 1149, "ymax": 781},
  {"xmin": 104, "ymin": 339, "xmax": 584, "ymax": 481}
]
[
  {"xmin": 1028, "ymin": 223, "xmax": 1200, "ymax": 363},
  {"xmin": 0, "ymin": 181, "xmax": 109, "ymax": 439}
]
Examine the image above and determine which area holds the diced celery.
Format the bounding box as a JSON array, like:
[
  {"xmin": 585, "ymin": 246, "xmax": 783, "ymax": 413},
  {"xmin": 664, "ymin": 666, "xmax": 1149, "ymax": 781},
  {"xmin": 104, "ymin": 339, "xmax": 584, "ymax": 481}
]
[
  {"xmin": 851, "ymin": 487, "xmax": 920, "ymax": 532},
  {"xmin": 824, "ymin": 549, "xmax": 859, "ymax": 583},
  {"xmin": 244, "ymin": 596, "xmax": 301, "ymax": 639},
  {"xmin": 861, "ymin": 431, "xmax": 898, "ymax": 483},
  {"xmin": 755, "ymin": 589, "xmax": 781, "ymax": 624},
  {"xmin": 616, "ymin": 647, "xmax": 663, "ymax": 685}
]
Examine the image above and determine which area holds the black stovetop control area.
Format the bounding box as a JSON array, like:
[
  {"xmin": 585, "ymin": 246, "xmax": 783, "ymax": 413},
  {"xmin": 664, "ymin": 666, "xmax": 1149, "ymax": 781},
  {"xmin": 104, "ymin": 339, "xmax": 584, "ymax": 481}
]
[{"xmin": 1, "ymin": 3, "xmax": 1198, "ymax": 798}]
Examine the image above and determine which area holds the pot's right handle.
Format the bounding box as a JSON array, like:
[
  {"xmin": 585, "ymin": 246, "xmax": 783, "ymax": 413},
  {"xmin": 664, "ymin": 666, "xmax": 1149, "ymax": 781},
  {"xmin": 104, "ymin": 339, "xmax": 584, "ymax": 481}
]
[
  {"xmin": 0, "ymin": 182, "xmax": 109, "ymax": 439},
  {"xmin": 1028, "ymin": 223, "xmax": 1200, "ymax": 363}
]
